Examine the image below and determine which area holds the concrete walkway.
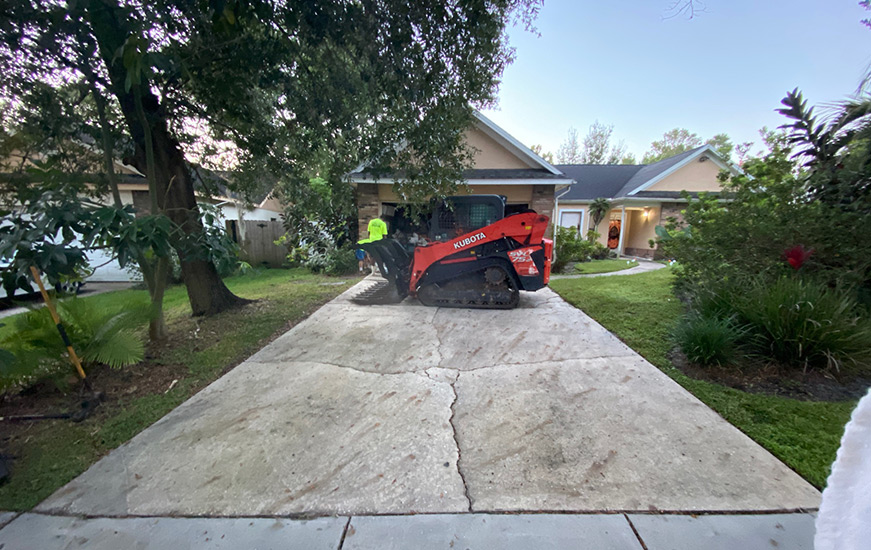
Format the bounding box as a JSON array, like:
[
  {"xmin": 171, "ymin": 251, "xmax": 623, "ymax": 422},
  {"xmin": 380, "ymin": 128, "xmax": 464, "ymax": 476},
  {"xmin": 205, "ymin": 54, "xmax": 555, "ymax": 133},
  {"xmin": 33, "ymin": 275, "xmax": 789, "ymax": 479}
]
[
  {"xmin": 550, "ymin": 258, "xmax": 666, "ymax": 280},
  {"xmin": 4, "ymin": 276, "xmax": 821, "ymax": 547},
  {"xmin": 0, "ymin": 511, "xmax": 816, "ymax": 549}
]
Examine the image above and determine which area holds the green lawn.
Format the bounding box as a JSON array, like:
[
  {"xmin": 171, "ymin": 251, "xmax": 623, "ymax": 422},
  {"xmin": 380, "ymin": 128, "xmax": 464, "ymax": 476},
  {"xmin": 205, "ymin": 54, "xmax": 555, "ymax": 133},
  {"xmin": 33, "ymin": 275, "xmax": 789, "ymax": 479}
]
[
  {"xmin": 572, "ymin": 259, "xmax": 638, "ymax": 275},
  {"xmin": 550, "ymin": 268, "xmax": 857, "ymax": 489},
  {"xmin": 0, "ymin": 268, "xmax": 359, "ymax": 510}
]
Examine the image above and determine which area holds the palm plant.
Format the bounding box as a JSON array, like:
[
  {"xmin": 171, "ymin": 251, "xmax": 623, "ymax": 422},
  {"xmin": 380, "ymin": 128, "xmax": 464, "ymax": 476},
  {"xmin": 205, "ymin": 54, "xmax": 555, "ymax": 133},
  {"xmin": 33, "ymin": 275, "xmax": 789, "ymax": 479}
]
[
  {"xmin": 588, "ymin": 198, "xmax": 611, "ymax": 241},
  {"xmin": 1, "ymin": 296, "xmax": 149, "ymax": 389},
  {"xmin": 778, "ymin": 87, "xmax": 871, "ymax": 210}
]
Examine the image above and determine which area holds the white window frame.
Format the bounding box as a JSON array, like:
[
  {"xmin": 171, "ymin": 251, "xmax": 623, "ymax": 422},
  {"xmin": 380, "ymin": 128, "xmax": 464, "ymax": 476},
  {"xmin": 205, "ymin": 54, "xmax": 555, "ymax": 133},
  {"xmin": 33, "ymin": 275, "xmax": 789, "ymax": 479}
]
[{"xmin": 559, "ymin": 209, "xmax": 585, "ymax": 237}]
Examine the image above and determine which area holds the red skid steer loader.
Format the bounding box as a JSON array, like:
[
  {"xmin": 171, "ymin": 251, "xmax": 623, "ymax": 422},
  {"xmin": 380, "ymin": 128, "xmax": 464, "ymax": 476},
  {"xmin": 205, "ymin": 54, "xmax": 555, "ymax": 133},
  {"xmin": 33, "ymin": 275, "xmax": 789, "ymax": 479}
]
[{"xmin": 355, "ymin": 195, "xmax": 553, "ymax": 309}]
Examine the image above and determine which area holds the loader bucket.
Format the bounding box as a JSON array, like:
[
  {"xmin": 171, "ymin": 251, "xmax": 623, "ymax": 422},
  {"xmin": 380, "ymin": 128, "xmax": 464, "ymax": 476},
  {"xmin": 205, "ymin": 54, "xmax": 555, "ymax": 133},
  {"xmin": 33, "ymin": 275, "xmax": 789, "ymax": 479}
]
[{"xmin": 353, "ymin": 238, "xmax": 411, "ymax": 305}]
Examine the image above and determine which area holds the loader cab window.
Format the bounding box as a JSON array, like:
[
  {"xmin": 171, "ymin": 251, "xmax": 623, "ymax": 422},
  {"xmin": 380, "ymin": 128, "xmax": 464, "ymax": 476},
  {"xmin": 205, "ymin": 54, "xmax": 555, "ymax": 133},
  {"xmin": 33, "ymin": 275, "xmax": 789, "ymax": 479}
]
[{"xmin": 430, "ymin": 195, "xmax": 505, "ymax": 241}]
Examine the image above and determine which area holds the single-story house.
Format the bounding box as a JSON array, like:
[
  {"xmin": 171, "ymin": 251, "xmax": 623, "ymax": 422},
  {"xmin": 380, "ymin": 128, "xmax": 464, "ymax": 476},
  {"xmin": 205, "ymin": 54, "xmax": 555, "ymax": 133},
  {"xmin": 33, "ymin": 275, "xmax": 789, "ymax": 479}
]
[
  {"xmin": 349, "ymin": 112, "xmax": 574, "ymax": 239},
  {"xmin": 555, "ymin": 144, "xmax": 741, "ymax": 258}
]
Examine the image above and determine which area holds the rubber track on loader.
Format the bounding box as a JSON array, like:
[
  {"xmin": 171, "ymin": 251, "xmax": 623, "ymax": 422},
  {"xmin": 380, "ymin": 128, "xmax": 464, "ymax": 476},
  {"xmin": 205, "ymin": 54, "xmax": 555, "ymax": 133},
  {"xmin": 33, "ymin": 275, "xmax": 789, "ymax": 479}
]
[
  {"xmin": 351, "ymin": 279, "xmax": 406, "ymax": 305},
  {"xmin": 417, "ymin": 268, "xmax": 519, "ymax": 309}
]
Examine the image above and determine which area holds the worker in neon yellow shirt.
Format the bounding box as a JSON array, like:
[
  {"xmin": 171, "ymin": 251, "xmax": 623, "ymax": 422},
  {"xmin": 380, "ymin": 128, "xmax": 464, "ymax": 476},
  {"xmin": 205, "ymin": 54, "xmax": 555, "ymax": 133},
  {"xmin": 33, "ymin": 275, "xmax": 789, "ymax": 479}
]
[
  {"xmin": 357, "ymin": 216, "xmax": 388, "ymax": 272},
  {"xmin": 367, "ymin": 216, "xmax": 388, "ymax": 241}
]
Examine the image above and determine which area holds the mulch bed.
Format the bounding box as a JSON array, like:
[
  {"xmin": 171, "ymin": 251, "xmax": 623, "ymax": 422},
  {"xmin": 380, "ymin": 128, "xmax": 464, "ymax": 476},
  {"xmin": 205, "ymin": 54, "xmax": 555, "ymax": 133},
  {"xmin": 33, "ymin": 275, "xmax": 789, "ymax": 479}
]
[{"xmin": 669, "ymin": 348, "xmax": 871, "ymax": 402}]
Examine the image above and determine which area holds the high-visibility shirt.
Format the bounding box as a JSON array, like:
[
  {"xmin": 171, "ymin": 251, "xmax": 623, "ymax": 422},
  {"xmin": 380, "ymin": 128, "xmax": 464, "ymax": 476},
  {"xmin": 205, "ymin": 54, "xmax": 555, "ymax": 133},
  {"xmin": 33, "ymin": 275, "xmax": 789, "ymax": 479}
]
[{"xmin": 368, "ymin": 218, "xmax": 388, "ymax": 241}]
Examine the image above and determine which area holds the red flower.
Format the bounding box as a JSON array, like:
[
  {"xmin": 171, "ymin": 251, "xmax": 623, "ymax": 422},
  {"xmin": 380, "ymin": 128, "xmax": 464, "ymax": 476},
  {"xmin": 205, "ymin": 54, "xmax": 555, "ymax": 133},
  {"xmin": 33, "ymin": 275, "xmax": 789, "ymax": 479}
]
[{"xmin": 784, "ymin": 245, "xmax": 813, "ymax": 270}]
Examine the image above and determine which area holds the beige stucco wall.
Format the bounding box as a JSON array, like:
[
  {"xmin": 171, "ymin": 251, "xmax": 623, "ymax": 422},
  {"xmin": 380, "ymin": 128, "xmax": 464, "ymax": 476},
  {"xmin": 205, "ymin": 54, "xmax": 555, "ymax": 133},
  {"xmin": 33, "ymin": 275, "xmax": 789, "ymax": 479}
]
[
  {"xmin": 624, "ymin": 208, "xmax": 659, "ymax": 251},
  {"xmin": 464, "ymin": 128, "xmax": 532, "ymax": 170},
  {"xmin": 646, "ymin": 158, "xmax": 724, "ymax": 193}
]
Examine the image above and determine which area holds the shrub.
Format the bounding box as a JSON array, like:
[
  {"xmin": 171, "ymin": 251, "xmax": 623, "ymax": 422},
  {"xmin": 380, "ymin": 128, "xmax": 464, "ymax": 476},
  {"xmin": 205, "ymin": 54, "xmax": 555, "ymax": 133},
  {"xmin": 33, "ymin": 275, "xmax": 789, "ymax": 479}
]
[
  {"xmin": 323, "ymin": 247, "xmax": 358, "ymax": 275},
  {"xmin": 673, "ymin": 312, "xmax": 745, "ymax": 366},
  {"xmin": 554, "ymin": 227, "xmax": 609, "ymax": 272},
  {"xmin": 1, "ymin": 296, "xmax": 149, "ymax": 390},
  {"xmin": 735, "ymin": 277, "xmax": 871, "ymax": 373}
]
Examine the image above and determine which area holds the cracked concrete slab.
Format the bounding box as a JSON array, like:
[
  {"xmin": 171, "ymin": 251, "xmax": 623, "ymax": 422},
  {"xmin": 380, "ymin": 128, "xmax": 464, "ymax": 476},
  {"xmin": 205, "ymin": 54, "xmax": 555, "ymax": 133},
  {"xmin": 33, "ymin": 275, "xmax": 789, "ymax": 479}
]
[
  {"xmin": 0, "ymin": 513, "xmax": 347, "ymax": 550},
  {"xmin": 247, "ymin": 301, "xmax": 442, "ymax": 373},
  {"xmin": 38, "ymin": 360, "xmax": 467, "ymax": 516},
  {"xmin": 453, "ymin": 357, "xmax": 821, "ymax": 511},
  {"xmin": 36, "ymin": 279, "xmax": 820, "ymax": 516}
]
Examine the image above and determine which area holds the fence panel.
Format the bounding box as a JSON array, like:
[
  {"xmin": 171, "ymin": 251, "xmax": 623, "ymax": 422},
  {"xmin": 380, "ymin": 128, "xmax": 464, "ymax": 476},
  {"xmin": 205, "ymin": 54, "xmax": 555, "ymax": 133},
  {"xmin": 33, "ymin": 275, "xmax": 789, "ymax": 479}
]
[{"xmin": 238, "ymin": 220, "xmax": 287, "ymax": 267}]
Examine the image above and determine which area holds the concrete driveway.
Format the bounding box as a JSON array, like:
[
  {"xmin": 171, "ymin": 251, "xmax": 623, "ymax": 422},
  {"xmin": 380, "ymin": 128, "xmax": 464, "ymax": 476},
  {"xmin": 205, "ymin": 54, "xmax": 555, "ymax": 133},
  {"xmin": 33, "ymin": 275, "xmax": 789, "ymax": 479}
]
[{"xmin": 37, "ymin": 277, "xmax": 820, "ymax": 517}]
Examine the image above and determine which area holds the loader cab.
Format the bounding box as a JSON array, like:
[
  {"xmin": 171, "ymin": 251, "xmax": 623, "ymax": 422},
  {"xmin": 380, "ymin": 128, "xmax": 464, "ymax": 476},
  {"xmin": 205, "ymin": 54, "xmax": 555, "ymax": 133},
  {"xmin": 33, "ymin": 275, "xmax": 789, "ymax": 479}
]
[{"xmin": 429, "ymin": 195, "xmax": 506, "ymax": 242}]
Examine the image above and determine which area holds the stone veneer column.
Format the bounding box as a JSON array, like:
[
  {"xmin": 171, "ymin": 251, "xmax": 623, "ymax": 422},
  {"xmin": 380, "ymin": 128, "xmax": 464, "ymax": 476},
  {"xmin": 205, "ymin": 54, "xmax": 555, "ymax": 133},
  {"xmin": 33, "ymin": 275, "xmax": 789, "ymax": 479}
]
[
  {"xmin": 530, "ymin": 186, "xmax": 556, "ymax": 238},
  {"xmin": 355, "ymin": 183, "xmax": 380, "ymax": 240},
  {"xmin": 658, "ymin": 203, "xmax": 687, "ymax": 227}
]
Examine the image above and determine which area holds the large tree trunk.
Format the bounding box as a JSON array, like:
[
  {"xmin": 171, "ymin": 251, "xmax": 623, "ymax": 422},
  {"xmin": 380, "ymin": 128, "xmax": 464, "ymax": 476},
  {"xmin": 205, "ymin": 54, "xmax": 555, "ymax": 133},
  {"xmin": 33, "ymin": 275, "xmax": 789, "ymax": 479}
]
[
  {"xmin": 149, "ymin": 119, "xmax": 249, "ymax": 316},
  {"xmin": 90, "ymin": 76, "xmax": 169, "ymax": 340},
  {"xmin": 88, "ymin": 0, "xmax": 248, "ymax": 317}
]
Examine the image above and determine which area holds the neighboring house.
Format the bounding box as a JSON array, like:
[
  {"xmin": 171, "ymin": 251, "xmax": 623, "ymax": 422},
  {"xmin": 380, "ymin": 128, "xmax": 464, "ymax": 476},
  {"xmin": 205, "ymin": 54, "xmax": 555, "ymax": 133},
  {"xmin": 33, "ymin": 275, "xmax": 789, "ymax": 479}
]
[
  {"xmin": 348, "ymin": 112, "xmax": 574, "ymax": 239},
  {"xmin": 555, "ymin": 144, "xmax": 741, "ymax": 258},
  {"xmin": 1, "ymin": 150, "xmax": 283, "ymax": 283},
  {"xmin": 86, "ymin": 167, "xmax": 284, "ymax": 280}
]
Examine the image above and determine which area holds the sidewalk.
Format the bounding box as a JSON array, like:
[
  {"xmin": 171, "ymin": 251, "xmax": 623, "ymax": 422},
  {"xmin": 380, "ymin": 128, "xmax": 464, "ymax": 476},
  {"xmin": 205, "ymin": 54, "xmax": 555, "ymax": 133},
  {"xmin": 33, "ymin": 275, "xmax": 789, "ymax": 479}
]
[
  {"xmin": 550, "ymin": 258, "xmax": 666, "ymax": 280},
  {"xmin": 0, "ymin": 511, "xmax": 816, "ymax": 549}
]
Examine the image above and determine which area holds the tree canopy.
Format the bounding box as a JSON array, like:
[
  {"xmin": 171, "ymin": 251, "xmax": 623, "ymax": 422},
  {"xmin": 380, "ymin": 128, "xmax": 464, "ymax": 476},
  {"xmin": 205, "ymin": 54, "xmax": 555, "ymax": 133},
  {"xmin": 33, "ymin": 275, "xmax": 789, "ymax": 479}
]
[
  {"xmin": 1, "ymin": 0, "xmax": 541, "ymax": 315},
  {"xmin": 642, "ymin": 128, "xmax": 734, "ymax": 163},
  {"xmin": 641, "ymin": 128, "xmax": 703, "ymax": 163},
  {"xmin": 555, "ymin": 121, "xmax": 629, "ymax": 165}
]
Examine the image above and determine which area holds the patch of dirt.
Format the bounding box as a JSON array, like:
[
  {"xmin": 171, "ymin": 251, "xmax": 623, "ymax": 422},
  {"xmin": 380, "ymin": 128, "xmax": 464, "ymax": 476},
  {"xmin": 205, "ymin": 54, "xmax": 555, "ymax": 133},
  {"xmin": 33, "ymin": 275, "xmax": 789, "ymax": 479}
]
[{"xmin": 668, "ymin": 348, "xmax": 871, "ymax": 402}]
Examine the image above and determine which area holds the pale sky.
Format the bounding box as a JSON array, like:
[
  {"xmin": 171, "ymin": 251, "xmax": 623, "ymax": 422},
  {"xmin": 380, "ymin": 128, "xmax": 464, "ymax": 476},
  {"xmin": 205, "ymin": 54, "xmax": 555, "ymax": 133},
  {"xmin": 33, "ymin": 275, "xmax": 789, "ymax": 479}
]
[{"xmin": 481, "ymin": 0, "xmax": 871, "ymax": 160}]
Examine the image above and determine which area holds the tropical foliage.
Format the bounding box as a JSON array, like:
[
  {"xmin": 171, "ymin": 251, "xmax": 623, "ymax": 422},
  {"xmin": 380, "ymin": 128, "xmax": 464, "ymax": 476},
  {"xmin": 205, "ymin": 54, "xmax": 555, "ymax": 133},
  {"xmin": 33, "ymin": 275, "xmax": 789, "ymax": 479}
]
[
  {"xmin": 659, "ymin": 87, "xmax": 871, "ymax": 372},
  {"xmin": 553, "ymin": 227, "xmax": 609, "ymax": 272},
  {"xmin": 1, "ymin": 296, "xmax": 149, "ymax": 390}
]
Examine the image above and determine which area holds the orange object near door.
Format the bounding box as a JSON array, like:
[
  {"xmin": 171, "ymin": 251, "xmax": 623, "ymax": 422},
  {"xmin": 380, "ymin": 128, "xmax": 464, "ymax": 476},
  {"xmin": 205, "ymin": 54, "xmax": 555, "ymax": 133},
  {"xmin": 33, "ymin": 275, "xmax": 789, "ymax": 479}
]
[{"xmin": 607, "ymin": 220, "xmax": 621, "ymax": 249}]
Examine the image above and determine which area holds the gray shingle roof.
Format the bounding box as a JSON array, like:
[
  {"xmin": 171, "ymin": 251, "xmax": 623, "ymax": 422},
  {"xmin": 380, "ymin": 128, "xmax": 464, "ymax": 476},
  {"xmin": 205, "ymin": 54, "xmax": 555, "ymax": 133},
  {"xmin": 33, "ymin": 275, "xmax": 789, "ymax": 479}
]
[
  {"xmin": 555, "ymin": 165, "xmax": 644, "ymax": 201},
  {"xmin": 353, "ymin": 168, "xmax": 568, "ymax": 182},
  {"xmin": 557, "ymin": 145, "xmax": 710, "ymax": 201}
]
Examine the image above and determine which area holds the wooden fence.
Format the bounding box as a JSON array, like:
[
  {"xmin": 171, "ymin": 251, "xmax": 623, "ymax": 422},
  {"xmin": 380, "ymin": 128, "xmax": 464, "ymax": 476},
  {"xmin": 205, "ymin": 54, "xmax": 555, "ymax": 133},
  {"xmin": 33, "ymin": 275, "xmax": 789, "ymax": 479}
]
[{"xmin": 235, "ymin": 220, "xmax": 287, "ymax": 267}]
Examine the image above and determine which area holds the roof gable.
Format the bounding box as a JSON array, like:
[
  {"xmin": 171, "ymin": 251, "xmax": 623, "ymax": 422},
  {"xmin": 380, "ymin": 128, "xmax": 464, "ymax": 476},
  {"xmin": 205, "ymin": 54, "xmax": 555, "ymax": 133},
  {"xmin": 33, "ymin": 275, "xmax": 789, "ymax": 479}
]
[
  {"xmin": 349, "ymin": 111, "xmax": 571, "ymax": 184},
  {"xmin": 471, "ymin": 112, "xmax": 563, "ymax": 175},
  {"xmin": 557, "ymin": 144, "xmax": 741, "ymax": 202},
  {"xmin": 624, "ymin": 144, "xmax": 737, "ymax": 196}
]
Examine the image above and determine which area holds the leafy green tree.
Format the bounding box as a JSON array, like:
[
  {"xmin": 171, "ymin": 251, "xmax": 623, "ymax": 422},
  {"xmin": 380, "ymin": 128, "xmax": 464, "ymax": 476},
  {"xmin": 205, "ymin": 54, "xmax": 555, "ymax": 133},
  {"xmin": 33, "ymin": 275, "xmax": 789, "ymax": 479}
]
[
  {"xmin": 620, "ymin": 152, "xmax": 638, "ymax": 165},
  {"xmin": 556, "ymin": 127, "xmax": 582, "ymax": 164},
  {"xmin": 706, "ymin": 133, "xmax": 734, "ymax": 161},
  {"xmin": 1, "ymin": 0, "xmax": 541, "ymax": 317},
  {"xmin": 778, "ymin": 88, "xmax": 871, "ymax": 212},
  {"xmin": 642, "ymin": 128, "xmax": 703, "ymax": 163},
  {"xmin": 530, "ymin": 144, "xmax": 555, "ymax": 164},
  {"xmin": 580, "ymin": 121, "xmax": 628, "ymax": 165}
]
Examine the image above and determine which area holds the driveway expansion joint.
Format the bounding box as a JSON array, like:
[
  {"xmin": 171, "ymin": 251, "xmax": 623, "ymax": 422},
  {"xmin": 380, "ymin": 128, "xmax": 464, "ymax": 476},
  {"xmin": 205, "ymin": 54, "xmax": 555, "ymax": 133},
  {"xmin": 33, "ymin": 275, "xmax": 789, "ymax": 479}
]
[{"xmin": 448, "ymin": 373, "xmax": 472, "ymax": 512}]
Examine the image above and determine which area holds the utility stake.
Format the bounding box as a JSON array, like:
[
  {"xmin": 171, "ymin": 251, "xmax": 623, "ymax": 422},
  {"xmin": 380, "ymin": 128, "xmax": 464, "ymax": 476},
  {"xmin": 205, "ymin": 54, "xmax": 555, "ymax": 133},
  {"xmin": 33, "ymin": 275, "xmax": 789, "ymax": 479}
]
[{"xmin": 28, "ymin": 266, "xmax": 87, "ymax": 380}]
